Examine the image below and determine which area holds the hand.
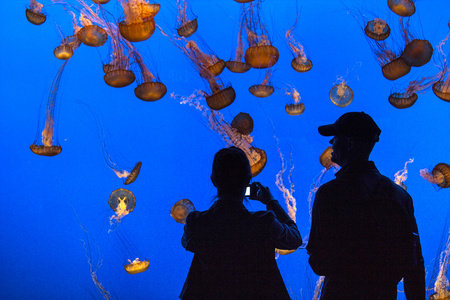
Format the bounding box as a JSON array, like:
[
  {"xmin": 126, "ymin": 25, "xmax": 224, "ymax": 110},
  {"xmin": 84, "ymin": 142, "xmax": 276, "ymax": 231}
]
[{"xmin": 248, "ymin": 182, "xmax": 275, "ymax": 205}]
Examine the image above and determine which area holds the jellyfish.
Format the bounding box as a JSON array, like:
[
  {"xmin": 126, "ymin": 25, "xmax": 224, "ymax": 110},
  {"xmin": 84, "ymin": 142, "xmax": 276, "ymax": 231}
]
[
  {"xmin": 92, "ymin": 0, "xmax": 110, "ymax": 4},
  {"xmin": 244, "ymin": 0, "xmax": 279, "ymax": 69},
  {"xmin": 432, "ymin": 33, "xmax": 450, "ymax": 103},
  {"xmin": 226, "ymin": 6, "xmax": 251, "ymax": 73},
  {"xmin": 388, "ymin": 0, "xmax": 415, "ymax": 17},
  {"xmin": 394, "ymin": 158, "xmax": 414, "ymax": 190},
  {"xmin": 364, "ymin": 18, "xmax": 391, "ymax": 41},
  {"xmin": 286, "ymin": 15, "xmax": 312, "ymax": 73},
  {"xmin": 231, "ymin": 113, "xmax": 253, "ymax": 135},
  {"xmin": 176, "ymin": 0, "xmax": 197, "ymax": 38},
  {"xmin": 174, "ymin": 91, "xmax": 267, "ymax": 177},
  {"xmin": 185, "ymin": 40, "xmax": 226, "ymax": 79},
  {"xmin": 329, "ymin": 77, "xmax": 354, "ymax": 107},
  {"xmin": 398, "ymin": 18, "xmax": 433, "ymax": 67},
  {"xmin": 421, "ymin": 163, "xmax": 450, "ymax": 189},
  {"xmin": 76, "ymin": 10, "xmax": 108, "ymax": 47},
  {"xmin": 26, "ymin": 0, "xmax": 46, "ymax": 25},
  {"xmin": 132, "ymin": 50, "xmax": 166, "ymax": 101},
  {"xmin": 118, "ymin": 0, "xmax": 158, "ymax": 42},
  {"xmin": 54, "ymin": 15, "xmax": 83, "ymax": 60},
  {"xmin": 30, "ymin": 61, "xmax": 69, "ymax": 156},
  {"xmin": 249, "ymin": 69, "xmax": 275, "ymax": 98},
  {"xmin": 109, "ymin": 188, "xmax": 136, "ymax": 224},
  {"xmin": 171, "ymin": 199, "xmax": 195, "ymax": 224},
  {"xmin": 234, "ymin": 0, "xmax": 254, "ymax": 3},
  {"xmin": 284, "ymin": 85, "xmax": 304, "ymax": 116},
  {"xmin": 319, "ymin": 146, "xmax": 338, "ymax": 170},
  {"xmin": 427, "ymin": 218, "xmax": 450, "ymax": 299}
]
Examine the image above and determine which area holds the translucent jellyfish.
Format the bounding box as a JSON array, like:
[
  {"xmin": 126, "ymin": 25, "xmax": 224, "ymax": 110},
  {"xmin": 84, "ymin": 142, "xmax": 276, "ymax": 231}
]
[
  {"xmin": 132, "ymin": 50, "xmax": 166, "ymax": 101},
  {"xmin": 30, "ymin": 61, "xmax": 69, "ymax": 156},
  {"xmin": 421, "ymin": 163, "xmax": 450, "ymax": 189},
  {"xmin": 185, "ymin": 40, "xmax": 226, "ymax": 78},
  {"xmin": 329, "ymin": 77, "xmax": 354, "ymax": 107},
  {"xmin": 226, "ymin": 6, "xmax": 251, "ymax": 73},
  {"xmin": 54, "ymin": 35, "xmax": 81, "ymax": 60},
  {"xmin": 109, "ymin": 188, "xmax": 136, "ymax": 224},
  {"xmin": 176, "ymin": 0, "xmax": 197, "ymax": 38},
  {"xmin": 244, "ymin": 0, "xmax": 279, "ymax": 69},
  {"xmin": 118, "ymin": 0, "xmax": 158, "ymax": 42},
  {"xmin": 432, "ymin": 33, "xmax": 450, "ymax": 103},
  {"xmin": 26, "ymin": 0, "xmax": 46, "ymax": 25},
  {"xmin": 284, "ymin": 85, "xmax": 304, "ymax": 116},
  {"xmin": 76, "ymin": 9, "xmax": 108, "ymax": 47},
  {"xmin": 388, "ymin": 0, "xmax": 416, "ymax": 17},
  {"xmin": 175, "ymin": 91, "xmax": 267, "ymax": 177},
  {"xmin": 394, "ymin": 158, "xmax": 414, "ymax": 190},
  {"xmin": 171, "ymin": 199, "xmax": 195, "ymax": 224},
  {"xmin": 286, "ymin": 15, "xmax": 312, "ymax": 73},
  {"xmin": 231, "ymin": 112, "xmax": 254, "ymax": 135},
  {"xmin": 364, "ymin": 18, "xmax": 391, "ymax": 41},
  {"xmin": 249, "ymin": 69, "xmax": 274, "ymax": 98}
]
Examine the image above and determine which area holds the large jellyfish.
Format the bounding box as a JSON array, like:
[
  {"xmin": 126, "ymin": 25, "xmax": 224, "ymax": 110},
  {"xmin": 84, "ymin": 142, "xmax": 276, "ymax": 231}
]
[
  {"xmin": 398, "ymin": 18, "xmax": 433, "ymax": 67},
  {"xmin": 226, "ymin": 6, "xmax": 251, "ymax": 73},
  {"xmin": 286, "ymin": 15, "xmax": 312, "ymax": 73},
  {"xmin": 421, "ymin": 163, "xmax": 450, "ymax": 189},
  {"xmin": 174, "ymin": 91, "xmax": 267, "ymax": 177},
  {"xmin": 244, "ymin": 0, "xmax": 279, "ymax": 69},
  {"xmin": 171, "ymin": 199, "xmax": 195, "ymax": 224},
  {"xmin": 26, "ymin": 0, "xmax": 46, "ymax": 25},
  {"xmin": 284, "ymin": 85, "xmax": 304, "ymax": 116},
  {"xmin": 132, "ymin": 50, "xmax": 166, "ymax": 101},
  {"xmin": 231, "ymin": 112, "xmax": 254, "ymax": 135},
  {"xmin": 249, "ymin": 69, "xmax": 274, "ymax": 98},
  {"xmin": 118, "ymin": 0, "xmax": 158, "ymax": 42},
  {"xmin": 30, "ymin": 60, "xmax": 69, "ymax": 156},
  {"xmin": 388, "ymin": 0, "xmax": 416, "ymax": 17},
  {"xmin": 329, "ymin": 76, "xmax": 354, "ymax": 107},
  {"xmin": 76, "ymin": 9, "xmax": 108, "ymax": 47},
  {"xmin": 176, "ymin": 0, "xmax": 197, "ymax": 38},
  {"xmin": 394, "ymin": 158, "xmax": 414, "ymax": 190}
]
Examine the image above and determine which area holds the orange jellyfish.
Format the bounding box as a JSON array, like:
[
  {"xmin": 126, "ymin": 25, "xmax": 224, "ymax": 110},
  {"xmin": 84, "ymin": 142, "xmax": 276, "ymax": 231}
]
[
  {"xmin": 132, "ymin": 50, "xmax": 167, "ymax": 101},
  {"xmin": 226, "ymin": 6, "xmax": 251, "ymax": 73},
  {"xmin": 185, "ymin": 40, "xmax": 226, "ymax": 79},
  {"xmin": 175, "ymin": 91, "xmax": 267, "ymax": 177},
  {"xmin": 92, "ymin": 0, "xmax": 110, "ymax": 4},
  {"xmin": 394, "ymin": 158, "xmax": 414, "ymax": 190},
  {"xmin": 109, "ymin": 188, "xmax": 136, "ymax": 224},
  {"xmin": 76, "ymin": 10, "xmax": 108, "ymax": 47},
  {"xmin": 30, "ymin": 60, "xmax": 69, "ymax": 156},
  {"xmin": 54, "ymin": 29, "xmax": 82, "ymax": 60},
  {"xmin": 364, "ymin": 18, "xmax": 391, "ymax": 41},
  {"xmin": 319, "ymin": 146, "xmax": 338, "ymax": 170},
  {"xmin": 249, "ymin": 69, "xmax": 274, "ymax": 98},
  {"xmin": 286, "ymin": 16, "xmax": 312, "ymax": 73},
  {"xmin": 176, "ymin": 0, "xmax": 197, "ymax": 38},
  {"xmin": 389, "ymin": 72, "xmax": 439, "ymax": 109},
  {"xmin": 231, "ymin": 112, "xmax": 254, "ymax": 135},
  {"xmin": 329, "ymin": 77, "xmax": 354, "ymax": 107},
  {"xmin": 26, "ymin": 0, "xmax": 46, "ymax": 25},
  {"xmin": 244, "ymin": 0, "xmax": 279, "ymax": 69},
  {"xmin": 171, "ymin": 199, "xmax": 195, "ymax": 224},
  {"xmin": 284, "ymin": 85, "xmax": 304, "ymax": 116},
  {"xmin": 432, "ymin": 33, "xmax": 450, "ymax": 103},
  {"xmin": 388, "ymin": 0, "xmax": 415, "ymax": 17},
  {"xmin": 420, "ymin": 163, "xmax": 450, "ymax": 189},
  {"xmin": 118, "ymin": 0, "xmax": 158, "ymax": 42},
  {"xmin": 398, "ymin": 19, "xmax": 433, "ymax": 67}
]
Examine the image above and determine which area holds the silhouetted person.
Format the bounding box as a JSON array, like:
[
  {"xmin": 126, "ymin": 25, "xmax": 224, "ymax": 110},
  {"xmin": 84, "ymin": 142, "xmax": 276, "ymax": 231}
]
[
  {"xmin": 180, "ymin": 146, "xmax": 302, "ymax": 300},
  {"xmin": 307, "ymin": 112, "xmax": 425, "ymax": 299}
]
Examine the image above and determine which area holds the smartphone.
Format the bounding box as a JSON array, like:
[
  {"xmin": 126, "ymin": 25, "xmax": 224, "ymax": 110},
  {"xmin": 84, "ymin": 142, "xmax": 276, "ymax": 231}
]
[
  {"xmin": 245, "ymin": 186, "xmax": 252, "ymax": 197},
  {"xmin": 245, "ymin": 184, "xmax": 259, "ymax": 199}
]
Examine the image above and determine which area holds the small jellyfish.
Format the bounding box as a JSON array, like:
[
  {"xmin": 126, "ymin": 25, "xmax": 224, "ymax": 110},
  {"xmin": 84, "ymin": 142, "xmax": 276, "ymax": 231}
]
[
  {"xmin": 26, "ymin": 0, "xmax": 46, "ymax": 25},
  {"xmin": 286, "ymin": 15, "xmax": 312, "ymax": 73},
  {"xmin": 249, "ymin": 69, "xmax": 275, "ymax": 98},
  {"xmin": 76, "ymin": 10, "xmax": 107, "ymax": 47},
  {"xmin": 185, "ymin": 40, "xmax": 226, "ymax": 78},
  {"xmin": 171, "ymin": 199, "xmax": 195, "ymax": 224},
  {"xmin": 319, "ymin": 146, "xmax": 338, "ymax": 170},
  {"xmin": 109, "ymin": 188, "xmax": 136, "ymax": 224},
  {"xmin": 231, "ymin": 113, "xmax": 254, "ymax": 135},
  {"xmin": 389, "ymin": 72, "xmax": 439, "ymax": 109},
  {"xmin": 176, "ymin": 0, "xmax": 198, "ymax": 38},
  {"xmin": 92, "ymin": 0, "xmax": 110, "ymax": 4},
  {"xmin": 284, "ymin": 85, "xmax": 304, "ymax": 116},
  {"xmin": 30, "ymin": 61, "xmax": 69, "ymax": 156},
  {"xmin": 388, "ymin": 92, "xmax": 418, "ymax": 109},
  {"xmin": 432, "ymin": 34, "xmax": 450, "ymax": 103},
  {"xmin": 394, "ymin": 158, "xmax": 414, "ymax": 190},
  {"xmin": 54, "ymin": 31, "xmax": 82, "ymax": 60},
  {"xmin": 132, "ymin": 50, "xmax": 166, "ymax": 101},
  {"xmin": 124, "ymin": 162, "xmax": 142, "ymax": 185},
  {"xmin": 244, "ymin": 1, "xmax": 279, "ymax": 69},
  {"xmin": 124, "ymin": 258, "xmax": 150, "ymax": 274},
  {"xmin": 329, "ymin": 77, "xmax": 354, "ymax": 108},
  {"xmin": 420, "ymin": 163, "xmax": 450, "ymax": 189},
  {"xmin": 104, "ymin": 30, "xmax": 136, "ymax": 88},
  {"xmin": 364, "ymin": 19, "xmax": 390, "ymax": 41},
  {"xmin": 388, "ymin": 0, "xmax": 415, "ymax": 17},
  {"xmin": 118, "ymin": 0, "xmax": 159, "ymax": 42},
  {"xmin": 433, "ymin": 81, "xmax": 450, "ymax": 102},
  {"xmin": 226, "ymin": 6, "xmax": 251, "ymax": 73}
]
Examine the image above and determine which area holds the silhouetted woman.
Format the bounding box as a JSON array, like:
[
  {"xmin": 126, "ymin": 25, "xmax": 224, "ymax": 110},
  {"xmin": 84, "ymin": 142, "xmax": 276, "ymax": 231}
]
[{"xmin": 180, "ymin": 146, "xmax": 302, "ymax": 299}]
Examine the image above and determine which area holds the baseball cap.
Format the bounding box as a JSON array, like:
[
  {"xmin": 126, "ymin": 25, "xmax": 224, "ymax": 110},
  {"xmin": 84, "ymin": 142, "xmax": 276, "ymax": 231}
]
[{"xmin": 318, "ymin": 112, "xmax": 381, "ymax": 141}]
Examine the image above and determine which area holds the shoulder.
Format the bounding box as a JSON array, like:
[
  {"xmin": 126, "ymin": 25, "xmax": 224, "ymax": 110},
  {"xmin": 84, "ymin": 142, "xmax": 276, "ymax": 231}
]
[{"xmin": 250, "ymin": 210, "xmax": 276, "ymax": 223}]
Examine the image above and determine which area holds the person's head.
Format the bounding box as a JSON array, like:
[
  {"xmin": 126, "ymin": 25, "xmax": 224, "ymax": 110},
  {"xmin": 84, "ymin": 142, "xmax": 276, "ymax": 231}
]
[
  {"xmin": 211, "ymin": 146, "xmax": 252, "ymax": 200},
  {"xmin": 318, "ymin": 112, "xmax": 381, "ymax": 167}
]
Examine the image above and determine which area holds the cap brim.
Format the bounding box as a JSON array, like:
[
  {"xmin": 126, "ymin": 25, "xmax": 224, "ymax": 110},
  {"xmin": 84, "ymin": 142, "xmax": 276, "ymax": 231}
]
[{"xmin": 318, "ymin": 124, "xmax": 337, "ymax": 136}]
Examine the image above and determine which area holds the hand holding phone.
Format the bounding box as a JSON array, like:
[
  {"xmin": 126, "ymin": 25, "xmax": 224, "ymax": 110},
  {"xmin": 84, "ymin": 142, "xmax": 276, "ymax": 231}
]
[{"xmin": 245, "ymin": 182, "xmax": 274, "ymax": 204}]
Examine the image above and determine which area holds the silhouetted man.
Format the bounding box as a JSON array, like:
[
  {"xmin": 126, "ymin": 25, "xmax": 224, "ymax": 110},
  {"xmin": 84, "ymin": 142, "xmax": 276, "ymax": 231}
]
[{"xmin": 307, "ymin": 112, "xmax": 425, "ymax": 299}]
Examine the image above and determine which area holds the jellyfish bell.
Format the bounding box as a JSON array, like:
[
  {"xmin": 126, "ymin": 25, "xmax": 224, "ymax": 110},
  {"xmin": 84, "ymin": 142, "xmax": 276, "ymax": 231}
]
[
  {"xmin": 364, "ymin": 19, "xmax": 390, "ymax": 41},
  {"xmin": 109, "ymin": 188, "xmax": 136, "ymax": 223},
  {"xmin": 205, "ymin": 85, "xmax": 236, "ymax": 110},
  {"xmin": 231, "ymin": 113, "xmax": 254, "ymax": 135},
  {"xmin": 249, "ymin": 147, "xmax": 267, "ymax": 177},
  {"xmin": 124, "ymin": 162, "xmax": 142, "ymax": 185},
  {"xmin": 225, "ymin": 60, "xmax": 251, "ymax": 73},
  {"xmin": 429, "ymin": 289, "xmax": 450, "ymax": 300},
  {"xmin": 329, "ymin": 82, "xmax": 353, "ymax": 107},
  {"xmin": 319, "ymin": 146, "xmax": 338, "ymax": 169},
  {"xmin": 92, "ymin": 0, "xmax": 110, "ymax": 4},
  {"xmin": 200, "ymin": 60, "xmax": 226, "ymax": 78},
  {"xmin": 285, "ymin": 103, "xmax": 305, "ymax": 116},
  {"xmin": 135, "ymin": 82, "xmax": 167, "ymax": 102},
  {"xmin": 77, "ymin": 25, "xmax": 107, "ymax": 47},
  {"xmin": 382, "ymin": 57, "xmax": 411, "ymax": 81},
  {"xmin": 119, "ymin": 17, "xmax": 156, "ymax": 42},
  {"xmin": 275, "ymin": 248, "xmax": 297, "ymax": 255},
  {"xmin": 388, "ymin": 0, "xmax": 415, "ymax": 17},
  {"xmin": 249, "ymin": 84, "xmax": 275, "ymax": 98},
  {"xmin": 30, "ymin": 145, "xmax": 62, "ymax": 156},
  {"xmin": 291, "ymin": 57, "xmax": 313, "ymax": 73},
  {"xmin": 54, "ymin": 45, "xmax": 73, "ymax": 60},
  {"xmin": 124, "ymin": 258, "xmax": 150, "ymax": 274},
  {"xmin": 388, "ymin": 92, "xmax": 418, "ymax": 109},
  {"xmin": 177, "ymin": 18, "xmax": 198, "ymax": 38},
  {"xmin": 401, "ymin": 39, "xmax": 433, "ymax": 67},
  {"xmin": 432, "ymin": 81, "xmax": 450, "ymax": 102},
  {"xmin": 244, "ymin": 45, "xmax": 279, "ymax": 69},
  {"xmin": 104, "ymin": 69, "xmax": 136, "ymax": 88},
  {"xmin": 432, "ymin": 163, "xmax": 450, "ymax": 189},
  {"xmin": 171, "ymin": 199, "xmax": 195, "ymax": 224},
  {"xmin": 26, "ymin": 7, "xmax": 46, "ymax": 25}
]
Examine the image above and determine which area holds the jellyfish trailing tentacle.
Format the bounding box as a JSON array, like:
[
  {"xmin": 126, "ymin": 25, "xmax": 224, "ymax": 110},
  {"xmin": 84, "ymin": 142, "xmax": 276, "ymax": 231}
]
[
  {"xmin": 421, "ymin": 163, "xmax": 450, "ymax": 189},
  {"xmin": 394, "ymin": 158, "xmax": 414, "ymax": 190},
  {"xmin": 284, "ymin": 85, "xmax": 304, "ymax": 116}
]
